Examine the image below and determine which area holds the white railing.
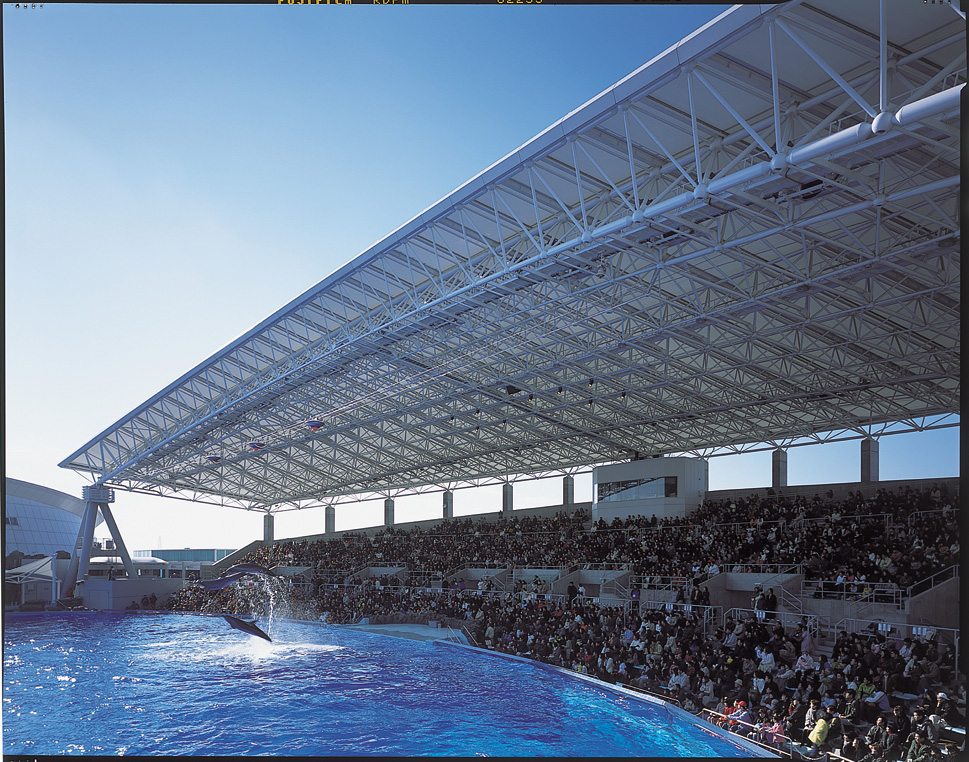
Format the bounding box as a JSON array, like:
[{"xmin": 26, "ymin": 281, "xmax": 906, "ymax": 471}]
[
  {"xmin": 600, "ymin": 577, "xmax": 629, "ymax": 599},
  {"xmin": 907, "ymin": 507, "xmax": 959, "ymax": 527},
  {"xmin": 801, "ymin": 580, "xmax": 901, "ymax": 602},
  {"xmin": 906, "ymin": 564, "xmax": 959, "ymax": 598},
  {"xmin": 777, "ymin": 586, "xmax": 803, "ymax": 615},
  {"xmin": 725, "ymin": 607, "xmax": 819, "ymax": 640},
  {"xmin": 638, "ymin": 601, "xmax": 722, "ymax": 635},
  {"xmin": 581, "ymin": 562, "xmax": 632, "ymax": 572},
  {"xmin": 835, "ymin": 617, "xmax": 960, "ymax": 668}
]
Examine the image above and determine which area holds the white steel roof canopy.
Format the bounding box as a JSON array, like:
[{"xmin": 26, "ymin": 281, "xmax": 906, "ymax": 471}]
[{"xmin": 61, "ymin": 0, "xmax": 962, "ymax": 514}]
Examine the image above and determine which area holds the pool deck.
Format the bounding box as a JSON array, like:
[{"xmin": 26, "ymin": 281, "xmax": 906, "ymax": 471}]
[{"xmin": 339, "ymin": 622, "xmax": 469, "ymax": 644}]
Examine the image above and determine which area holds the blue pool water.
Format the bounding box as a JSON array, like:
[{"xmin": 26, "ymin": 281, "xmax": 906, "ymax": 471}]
[{"xmin": 4, "ymin": 613, "xmax": 765, "ymax": 756}]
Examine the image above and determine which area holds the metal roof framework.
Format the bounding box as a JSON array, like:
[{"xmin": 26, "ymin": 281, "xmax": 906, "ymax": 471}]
[{"xmin": 60, "ymin": 0, "xmax": 962, "ymax": 516}]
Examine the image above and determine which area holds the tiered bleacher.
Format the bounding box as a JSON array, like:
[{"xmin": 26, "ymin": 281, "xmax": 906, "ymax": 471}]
[{"xmin": 166, "ymin": 482, "xmax": 963, "ymax": 759}]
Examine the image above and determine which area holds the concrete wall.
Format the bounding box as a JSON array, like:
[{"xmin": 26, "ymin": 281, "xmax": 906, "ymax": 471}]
[
  {"xmin": 713, "ymin": 572, "xmax": 801, "ymax": 612},
  {"xmin": 706, "ymin": 476, "xmax": 960, "ymax": 504},
  {"xmin": 906, "ymin": 576, "xmax": 960, "ymax": 630},
  {"xmin": 282, "ymin": 501, "xmax": 593, "ymax": 543},
  {"xmin": 592, "ymin": 457, "xmax": 708, "ymax": 523},
  {"xmin": 795, "ymin": 594, "xmax": 901, "ymax": 625},
  {"xmin": 76, "ymin": 578, "xmax": 185, "ymax": 611}
]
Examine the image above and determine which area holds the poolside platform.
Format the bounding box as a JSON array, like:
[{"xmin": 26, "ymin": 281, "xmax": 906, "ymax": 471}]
[{"xmin": 339, "ymin": 621, "xmax": 469, "ymax": 644}]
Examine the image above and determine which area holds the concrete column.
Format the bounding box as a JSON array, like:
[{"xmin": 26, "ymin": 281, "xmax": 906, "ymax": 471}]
[
  {"xmin": 861, "ymin": 438, "xmax": 879, "ymax": 483},
  {"xmin": 563, "ymin": 475, "xmax": 575, "ymax": 506},
  {"xmin": 63, "ymin": 514, "xmax": 88, "ymax": 593},
  {"xmin": 98, "ymin": 502, "xmax": 136, "ymax": 579},
  {"xmin": 502, "ymin": 483, "xmax": 513, "ymax": 517},
  {"xmin": 443, "ymin": 490, "xmax": 454, "ymax": 519},
  {"xmin": 384, "ymin": 498, "xmax": 395, "ymax": 527},
  {"xmin": 263, "ymin": 513, "xmax": 274, "ymax": 544},
  {"xmin": 772, "ymin": 448, "xmax": 788, "ymax": 489},
  {"xmin": 325, "ymin": 505, "xmax": 335, "ymax": 535},
  {"xmin": 74, "ymin": 501, "xmax": 100, "ymax": 586}
]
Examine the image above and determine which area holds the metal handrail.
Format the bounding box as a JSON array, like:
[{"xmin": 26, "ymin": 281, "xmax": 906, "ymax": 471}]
[
  {"xmin": 834, "ymin": 617, "xmax": 960, "ymax": 666},
  {"xmin": 724, "ymin": 607, "xmax": 820, "ymax": 640},
  {"xmin": 639, "ymin": 602, "xmax": 722, "ymax": 636},
  {"xmin": 700, "ymin": 709, "xmax": 796, "ymax": 757},
  {"xmin": 802, "ymin": 579, "xmax": 900, "ymax": 600},
  {"xmin": 749, "ymin": 563, "xmax": 802, "ymax": 591},
  {"xmin": 776, "ymin": 585, "xmax": 803, "ymax": 615},
  {"xmin": 907, "ymin": 506, "xmax": 960, "ymax": 527},
  {"xmin": 906, "ymin": 564, "xmax": 959, "ymax": 598},
  {"xmin": 581, "ymin": 562, "xmax": 632, "ymax": 572}
]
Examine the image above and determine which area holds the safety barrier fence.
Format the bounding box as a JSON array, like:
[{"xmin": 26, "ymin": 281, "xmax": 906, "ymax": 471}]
[
  {"xmin": 724, "ymin": 607, "xmax": 820, "ymax": 641},
  {"xmin": 777, "ymin": 585, "xmax": 803, "ymax": 616},
  {"xmin": 801, "ymin": 579, "xmax": 902, "ymax": 605},
  {"xmin": 907, "ymin": 506, "xmax": 959, "ymax": 528},
  {"xmin": 638, "ymin": 601, "xmax": 722, "ymax": 636},
  {"xmin": 700, "ymin": 707, "xmax": 858, "ymax": 760},
  {"xmin": 579, "ymin": 562, "xmax": 632, "ymax": 572},
  {"xmin": 906, "ymin": 564, "xmax": 958, "ymax": 599},
  {"xmin": 834, "ymin": 617, "xmax": 960, "ymax": 668},
  {"xmin": 700, "ymin": 708, "xmax": 798, "ymax": 757}
]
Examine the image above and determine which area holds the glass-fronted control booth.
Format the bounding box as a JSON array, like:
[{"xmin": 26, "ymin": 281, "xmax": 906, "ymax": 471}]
[{"xmin": 592, "ymin": 457, "xmax": 707, "ymax": 524}]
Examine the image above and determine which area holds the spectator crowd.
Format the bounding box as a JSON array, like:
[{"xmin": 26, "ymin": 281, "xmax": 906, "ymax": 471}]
[{"xmin": 164, "ymin": 483, "xmax": 962, "ymax": 758}]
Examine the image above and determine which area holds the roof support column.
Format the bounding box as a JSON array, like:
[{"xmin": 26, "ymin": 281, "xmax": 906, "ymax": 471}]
[
  {"xmin": 861, "ymin": 438, "xmax": 879, "ymax": 484},
  {"xmin": 97, "ymin": 501, "xmax": 136, "ymax": 579},
  {"xmin": 772, "ymin": 448, "xmax": 788, "ymax": 490},
  {"xmin": 325, "ymin": 505, "xmax": 335, "ymax": 536},
  {"xmin": 63, "ymin": 514, "xmax": 87, "ymax": 594},
  {"xmin": 563, "ymin": 475, "xmax": 575, "ymax": 506},
  {"xmin": 263, "ymin": 513, "xmax": 274, "ymax": 545},
  {"xmin": 73, "ymin": 501, "xmax": 99, "ymax": 591},
  {"xmin": 384, "ymin": 498, "xmax": 395, "ymax": 527},
  {"xmin": 502, "ymin": 483, "xmax": 513, "ymax": 518},
  {"xmin": 443, "ymin": 490, "xmax": 454, "ymax": 520}
]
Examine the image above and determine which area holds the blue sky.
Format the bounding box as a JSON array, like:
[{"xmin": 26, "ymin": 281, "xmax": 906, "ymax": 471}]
[{"xmin": 4, "ymin": 2, "xmax": 959, "ymax": 552}]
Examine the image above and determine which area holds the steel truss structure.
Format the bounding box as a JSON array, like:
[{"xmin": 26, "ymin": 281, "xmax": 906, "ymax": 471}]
[{"xmin": 61, "ymin": 0, "xmax": 962, "ymax": 517}]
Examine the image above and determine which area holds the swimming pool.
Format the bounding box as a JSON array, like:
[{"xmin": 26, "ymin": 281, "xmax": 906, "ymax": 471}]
[{"xmin": 4, "ymin": 612, "xmax": 770, "ymax": 756}]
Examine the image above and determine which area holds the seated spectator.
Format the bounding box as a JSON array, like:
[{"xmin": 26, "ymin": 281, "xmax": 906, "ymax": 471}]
[
  {"xmin": 838, "ymin": 688, "xmax": 861, "ymax": 726},
  {"xmin": 800, "ymin": 699, "xmax": 823, "ymax": 744},
  {"xmin": 795, "ymin": 651, "xmax": 817, "ymax": 673},
  {"xmin": 910, "ymin": 708, "xmax": 939, "ymax": 745},
  {"xmin": 930, "ymin": 691, "xmax": 962, "ymax": 728},
  {"xmin": 806, "ymin": 707, "xmax": 835, "ymax": 757},
  {"xmin": 840, "ymin": 734, "xmax": 869, "ymax": 761},
  {"xmin": 726, "ymin": 700, "xmax": 754, "ymax": 737},
  {"xmin": 757, "ymin": 711, "xmax": 787, "ymax": 747},
  {"xmin": 865, "ymin": 716, "xmax": 891, "ymax": 748},
  {"xmin": 904, "ymin": 730, "xmax": 934, "ymax": 762},
  {"xmin": 888, "ymin": 704, "xmax": 912, "ymax": 751},
  {"xmin": 864, "ymin": 686, "xmax": 892, "ymax": 723},
  {"xmin": 859, "ymin": 742, "xmax": 888, "ymax": 762}
]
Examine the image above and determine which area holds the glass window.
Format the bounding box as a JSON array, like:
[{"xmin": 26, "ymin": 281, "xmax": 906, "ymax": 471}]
[{"xmin": 597, "ymin": 475, "xmax": 674, "ymax": 503}]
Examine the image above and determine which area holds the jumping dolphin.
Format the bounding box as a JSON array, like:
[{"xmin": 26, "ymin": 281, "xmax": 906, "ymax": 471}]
[
  {"xmin": 198, "ymin": 563, "xmax": 277, "ymax": 591},
  {"xmin": 223, "ymin": 614, "xmax": 272, "ymax": 642}
]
